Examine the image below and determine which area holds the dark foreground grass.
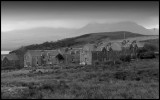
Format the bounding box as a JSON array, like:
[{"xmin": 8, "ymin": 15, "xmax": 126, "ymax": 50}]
[
  {"xmin": 1, "ymin": 80, "xmax": 159, "ymax": 99},
  {"xmin": 1, "ymin": 58, "xmax": 159, "ymax": 99}
]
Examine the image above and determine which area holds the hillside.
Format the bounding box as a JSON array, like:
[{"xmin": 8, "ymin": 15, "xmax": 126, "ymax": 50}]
[{"xmin": 10, "ymin": 31, "xmax": 144, "ymax": 52}]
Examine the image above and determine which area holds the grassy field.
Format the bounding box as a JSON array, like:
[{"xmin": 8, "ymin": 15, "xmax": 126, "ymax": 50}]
[{"xmin": 1, "ymin": 58, "xmax": 159, "ymax": 99}]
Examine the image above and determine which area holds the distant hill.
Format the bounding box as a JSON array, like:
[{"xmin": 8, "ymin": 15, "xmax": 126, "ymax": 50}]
[
  {"xmin": 76, "ymin": 21, "xmax": 159, "ymax": 36},
  {"xmin": 2, "ymin": 21, "xmax": 158, "ymax": 51},
  {"xmin": 1, "ymin": 27, "xmax": 77, "ymax": 51},
  {"xmin": 10, "ymin": 31, "xmax": 144, "ymax": 53},
  {"xmin": 148, "ymin": 28, "xmax": 159, "ymax": 35}
]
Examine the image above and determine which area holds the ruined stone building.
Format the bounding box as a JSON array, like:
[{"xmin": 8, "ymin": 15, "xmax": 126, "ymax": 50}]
[
  {"xmin": 60, "ymin": 47, "xmax": 82, "ymax": 64},
  {"xmin": 80, "ymin": 42, "xmax": 122, "ymax": 65},
  {"xmin": 24, "ymin": 48, "xmax": 83, "ymax": 67},
  {"xmin": 24, "ymin": 50, "xmax": 64, "ymax": 67},
  {"xmin": 80, "ymin": 40, "xmax": 144, "ymax": 65},
  {"xmin": 1, "ymin": 53, "xmax": 20, "ymax": 67}
]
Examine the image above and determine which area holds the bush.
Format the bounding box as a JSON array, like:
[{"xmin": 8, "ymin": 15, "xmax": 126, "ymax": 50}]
[
  {"xmin": 137, "ymin": 48, "xmax": 147, "ymax": 54},
  {"xmin": 143, "ymin": 43, "xmax": 157, "ymax": 52},
  {"xmin": 120, "ymin": 55, "xmax": 131, "ymax": 62},
  {"xmin": 137, "ymin": 44, "xmax": 157, "ymax": 59},
  {"xmin": 103, "ymin": 60, "xmax": 121, "ymax": 65},
  {"xmin": 114, "ymin": 71, "xmax": 140, "ymax": 81},
  {"xmin": 1, "ymin": 66, "xmax": 16, "ymax": 70},
  {"xmin": 139, "ymin": 51, "xmax": 156, "ymax": 59},
  {"xmin": 130, "ymin": 54, "xmax": 137, "ymax": 59},
  {"xmin": 94, "ymin": 61, "xmax": 100, "ymax": 65},
  {"xmin": 103, "ymin": 61, "xmax": 114, "ymax": 65},
  {"xmin": 114, "ymin": 60, "xmax": 122, "ymax": 64}
]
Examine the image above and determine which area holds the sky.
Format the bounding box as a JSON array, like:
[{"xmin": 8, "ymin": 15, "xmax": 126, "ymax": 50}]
[{"xmin": 1, "ymin": 1, "xmax": 159, "ymax": 32}]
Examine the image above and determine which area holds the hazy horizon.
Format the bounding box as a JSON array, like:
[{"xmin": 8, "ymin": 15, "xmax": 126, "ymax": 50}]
[
  {"xmin": 1, "ymin": 51, "xmax": 10, "ymax": 54},
  {"xmin": 2, "ymin": 1, "xmax": 159, "ymax": 32},
  {"xmin": 1, "ymin": 21, "xmax": 159, "ymax": 33}
]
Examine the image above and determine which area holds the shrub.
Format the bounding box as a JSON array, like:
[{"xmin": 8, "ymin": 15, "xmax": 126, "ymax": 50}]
[
  {"xmin": 120, "ymin": 55, "xmax": 131, "ymax": 62},
  {"xmin": 137, "ymin": 44, "xmax": 156, "ymax": 59},
  {"xmin": 103, "ymin": 61, "xmax": 114, "ymax": 65},
  {"xmin": 38, "ymin": 80, "xmax": 69, "ymax": 94},
  {"xmin": 114, "ymin": 71, "xmax": 140, "ymax": 81},
  {"xmin": 139, "ymin": 51, "xmax": 156, "ymax": 59},
  {"xmin": 1, "ymin": 66, "xmax": 15, "ymax": 70},
  {"xmin": 114, "ymin": 71, "xmax": 128, "ymax": 80},
  {"xmin": 15, "ymin": 65, "xmax": 22, "ymax": 69},
  {"xmin": 94, "ymin": 61, "xmax": 100, "ymax": 65},
  {"xmin": 131, "ymin": 54, "xmax": 137, "ymax": 59},
  {"xmin": 137, "ymin": 43, "xmax": 157, "ymax": 58},
  {"xmin": 137, "ymin": 48, "xmax": 147, "ymax": 55},
  {"xmin": 143, "ymin": 43, "xmax": 157, "ymax": 52},
  {"xmin": 114, "ymin": 60, "xmax": 122, "ymax": 64}
]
